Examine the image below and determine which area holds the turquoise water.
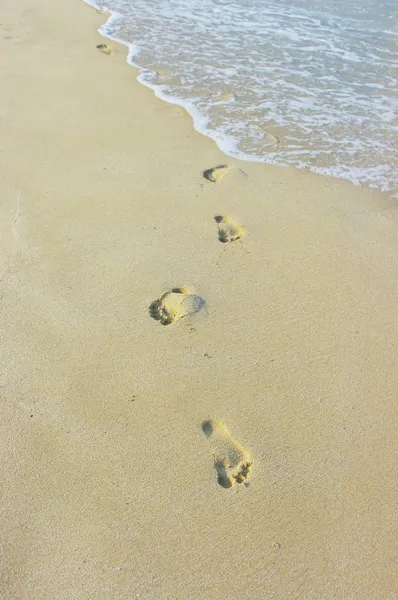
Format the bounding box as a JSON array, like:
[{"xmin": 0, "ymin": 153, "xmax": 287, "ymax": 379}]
[{"xmin": 84, "ymin": 0, "xmax": 398, "ymax": 197}]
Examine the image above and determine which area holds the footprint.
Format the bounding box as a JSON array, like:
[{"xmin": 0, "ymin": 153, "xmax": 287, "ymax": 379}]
[
  {"xmin": 203, "ymin": 165, "xmax": 246, "ymax": 183},
  {"xmin": 96, "ymin": 43, "xmax": 112, "ymax": 56},
  {"xmin": 214, "ymin": 215, "xmax": 245, "ymax": 243},
  {"xmin": 149, "ymin": 287, "xmax": 205, "ymax": 325},
  {"xmin": 202, "ymin": 420, "xmax": 252, "ymax": 488}
]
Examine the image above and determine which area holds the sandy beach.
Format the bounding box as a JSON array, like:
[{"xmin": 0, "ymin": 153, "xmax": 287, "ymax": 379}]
[{"xmin": 0, "ymin": 0, "xmax": 397, "ymax": 598}]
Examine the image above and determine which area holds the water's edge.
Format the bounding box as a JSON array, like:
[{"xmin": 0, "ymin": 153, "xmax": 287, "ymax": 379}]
[{"xmin": 82, "ymin": 0, "xmax": 396, "ymax": 199}]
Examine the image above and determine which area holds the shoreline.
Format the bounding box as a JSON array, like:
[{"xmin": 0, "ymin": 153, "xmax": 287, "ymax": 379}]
[
  {"xmin": 83, "ymin": 0, "xmax": 398, "ymax": 202},
  {"xmin": 0, "ymin": 0, "xmax": 397, "ymax": 599}
]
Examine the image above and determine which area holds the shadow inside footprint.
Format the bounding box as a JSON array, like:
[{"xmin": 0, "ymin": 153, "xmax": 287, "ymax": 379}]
[
  {"xmin": 203, "ymin": 165, "xmax": 228, "ymax": 182},
  {"xmin": 214, "ymin": 215, "xmax": 245, "ymax": 243},
  {"xmin": 214, "ymin": 459, "xmax": 234, "ymax": 489},
  {"xmin": 202, "ymin": 420, "xmax": 252, "ymax": 488},
  {"xmin": 203, "ymin": 165, "xmax": 246, "ymax": 183},
  {"xmin": 149, "ymin": 287, "xmax": 205, "ymax": 325}
]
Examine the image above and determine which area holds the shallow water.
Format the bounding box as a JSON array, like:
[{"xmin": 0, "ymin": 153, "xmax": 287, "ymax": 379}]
[{"xmin": 85, "ymin": 0, "xmax": 398, "ymax": 197}]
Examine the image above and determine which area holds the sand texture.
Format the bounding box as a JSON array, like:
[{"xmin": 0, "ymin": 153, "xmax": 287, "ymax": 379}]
[{"xmin": 0, "ymin": 0, "xmax": 397, "ymax": 598}]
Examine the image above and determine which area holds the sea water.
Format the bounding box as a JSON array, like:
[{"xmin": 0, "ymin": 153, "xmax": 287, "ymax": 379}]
[{"xmin": 84, "ymin": 0, "xmax": 398, "ymax": 197}]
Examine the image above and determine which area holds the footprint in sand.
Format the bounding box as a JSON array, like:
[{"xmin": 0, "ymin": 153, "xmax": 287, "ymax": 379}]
[
  {"xmin": 96, "ymin": 43, "xmax": 112, "ymax": 56},
  {"xmin": 203, "ymin": 165, "xmax": 246, "ymax": 183},
  {"xmin": 202, "ymin": 420, "xmax": 252, "ymax": 488},
  {"xmin": 149, "ymin": 287, "xmax": 206, "ymax": 326},
  {"xmin": 214, "ymin": 215, "xmax": 245, "ymax": 243}
]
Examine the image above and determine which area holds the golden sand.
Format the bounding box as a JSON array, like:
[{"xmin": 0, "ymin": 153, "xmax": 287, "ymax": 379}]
[{"xmin": 0, "ymin": 0, "xmax": 397, "ymax": 598}]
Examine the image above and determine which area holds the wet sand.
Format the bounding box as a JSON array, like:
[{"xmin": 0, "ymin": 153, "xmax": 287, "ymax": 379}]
[{"xmin": 0, "ymin": 0, "xmax": 397, "ymax": 598}]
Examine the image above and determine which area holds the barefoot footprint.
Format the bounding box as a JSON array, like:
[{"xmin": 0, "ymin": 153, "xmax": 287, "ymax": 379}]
[
  {"xmin": 214, "ymin": 215, "xmax": 245, "ymax": 243},
  {"xmin": 96, "ymin": 43, "xmax": 112, "ymax": 55},
  {"xmin": 202, "ymin": 420, "xmax": 252, "ymax": 488},
  {"xmin": 149, "ymin": 288, "xmax": 206, "ymax": 325},
  {"xmin": 203, "ymin": 165, "xmax": 246, "ymax": 183}
]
